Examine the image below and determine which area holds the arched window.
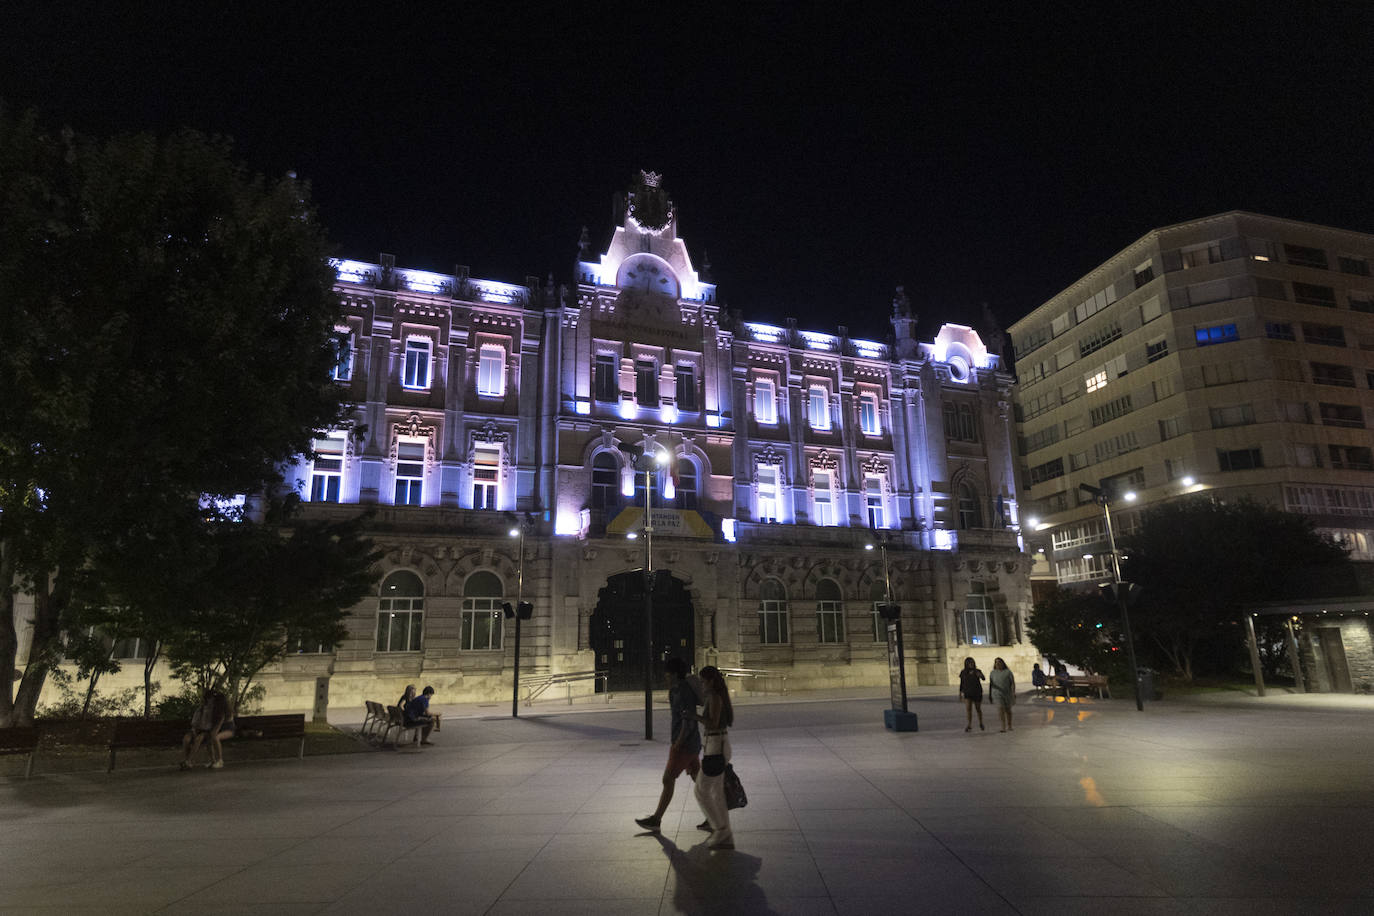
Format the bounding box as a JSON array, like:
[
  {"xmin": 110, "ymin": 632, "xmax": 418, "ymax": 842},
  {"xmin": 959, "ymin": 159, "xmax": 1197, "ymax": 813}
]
[
  {"xmin": 461, "ymin": 571, "xmax": 504, "ymax": 651},
  {"xmin": 676, "ymin": 459, "xmax": 698, "ymax": 510},
  {"xmin": 759, "ymin": 578, "xmax": 789, "ymax": 644},
  {"xmin": 591, "ymin": 452, "xmax": 619, "ymax": 511},
  {"xmin": 816, "ymin": 578, "xmax": 844, "ymax": 644},
  {"xmin": 377, "ymin": 570, "xmax": 424, "ymax": 652},
  {"xmin": 958, "ymin": 481, "xmax": 983, "ymax": 529}
]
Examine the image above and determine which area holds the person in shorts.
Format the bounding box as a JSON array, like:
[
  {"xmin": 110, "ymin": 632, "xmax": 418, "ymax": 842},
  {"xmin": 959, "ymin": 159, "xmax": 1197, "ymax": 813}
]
[{"xmin": 635, "ymin": 657, "xmax": 701, "ymax": 831}]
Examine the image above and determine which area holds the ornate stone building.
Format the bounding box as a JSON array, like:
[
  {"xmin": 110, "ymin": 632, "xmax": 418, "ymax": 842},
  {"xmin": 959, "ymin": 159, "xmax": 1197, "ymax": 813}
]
[
  {"xmin": 27, "ymin": 173, "xmax": 1032, "ymax": 712},
  {"xmin": 263, "ymin": 173, "xmax": 1035, "ymax": 710}
]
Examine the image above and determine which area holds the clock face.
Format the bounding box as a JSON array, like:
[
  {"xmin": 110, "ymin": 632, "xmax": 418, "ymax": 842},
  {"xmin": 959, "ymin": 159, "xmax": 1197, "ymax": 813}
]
[{"xmin": 617, "ymin": 254, "xmax": 680, "ymax": 297}]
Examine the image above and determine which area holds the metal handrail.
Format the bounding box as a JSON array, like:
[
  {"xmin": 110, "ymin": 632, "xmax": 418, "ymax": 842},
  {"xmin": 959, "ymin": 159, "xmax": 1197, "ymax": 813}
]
[
  {"xmin": 521, "ymin": 669, "xmax": 611, "ymax": 706},
  {"xmin": 716, "ymin": 666, "xmax": 788, "ymax": 694}
]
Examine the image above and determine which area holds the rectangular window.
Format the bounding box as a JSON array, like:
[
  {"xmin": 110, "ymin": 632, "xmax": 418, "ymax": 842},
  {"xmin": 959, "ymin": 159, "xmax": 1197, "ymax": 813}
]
[
  {"xmin": 1330, "ymin": 445, "xmax": 1374, "ymax": 471},
  {"xmin": 1350, "ymin": 295, "xmax": 1374, "ymax": 314},
  {"xmin": 1090, "ymin": 395, "xmax": 1134, "ymax": 428},
  {"xmin": 376, "ymin": 589, "xmax": 423, "ymax": 652},
  {"xmin": 1285, "ymin": 244, "xmax": 1328, "ymax": 270},
  {"xmin": 754, "ymin": 378, "xmax": 777, "ymax": 424},
  {"xmin": 310, "ymin": 430, "xmax": 347, "ymax": 503},
  {"xmin": 594, "ymin": 355, "xmax": 619, "ymax": 402},
  {"xmin": 1319, "ymin": 403, "xmax": 1365, "ymax": 428},
  {"xmin": 394, "ymin": 440, "xmax": 425, "ymax": 506},
  {"xmin": 963, "ymin": 583, "xmax": 996, "ymax": 646},
  {"xmin": 1266, "ymin": 321, "xmax": 1296, "ymax": 341},
  {"xmin": 859, "ymin": 393, "xmax": 881, "ymax": 435},
  {"xmin": 402, "ymin": 338, "xmax": 432, "ymax": 389},
  {"xmin": 1292, "ymin": 282, "xmax": 1337, "ymax": 307},
  {"xmin": 1218, "ymin": 447, "xmax": 1264, "ymax": 472},
  {"xmin": 1180, "ymin": 242, "xmax": 1224, "ymax": 268},
  {"xmin": 1196, "ymin": 324, "xmax": 1238, "ymax": 346},
  {"xmin": 1210, "ymin": 404, "xmax": 1255, "ymax": 428},
  {"xmin": 1202, "ymin": 361, "xmax": 1247, "ymax": 386},
  {"xmin": 1153, "ymin": 375, "xmax": 1178, "ymax": 401},
  {"xmin": 1311, "ymin": 362, "xmax": 1356, "ymax": 387},
  {"xmin": 1051, "ymin": 311, "xmax": 1073, "ymax": 336},
  {"xmin": 1339, "ymin": 256, "xmax": 1370, "ymax": 276},
  {"xmin": 1134, "ymin": 261, "xmax": 1155, "ymax": 289},
  {"xmin": 1078, "ymin": 322, "xmax": 1123, "ymax": 359},
  {"xmin": 1302, "ymin": 323, "xmax": 1346, "ymax": 347},
  {"xmin": 635, "ymin": 359, "xmax": 659, "ymax": 406},
  {"xmin": 816, "ymin": 598, "xmax": 845, "ymax": 643},
  {"xmin": 1140, "ymin": 296, "xmax": 1163, "ymax": 324},
  {"xmin": 757, "ymin": 465, "xmax": 780, "ymax": 522},
  {"xmin": 473, "ymin": 446, "xmax": 499, "ymax": 509},
  {"xmin": 1248, "ymin": 238, "xmax": 1278, "ymax": 261},
  {"xmin": 1159, "ymin": 416, "xmax": 1185, "ymax": 441},
  {"xmin": 808, "ymin": 385, "xmax": 830, "ymax": 430},
  {"xmin": 813, "ymin": 471, "xmax": 835, "ymax": 526},
  {"xmin": 330, "ymin": 331, "xmax": 354, "ymax": 381},
  {"xmin": 1279, "ymin": 401, "xmax": 1311, "ymax": 424},
  {"xmin": 759, "ymin": 599, "xmax": 789, "ymax": 645},
  {"xmin": 461, "ymin": 597, "xmax": 504, "ymax": 650},
  {"xmin": 675, "ymin": 364, "xmax": 697, "ymax": 410},
  {"xmin": 944, "ymin": 402, "xmax": 980, "ymax": 442},
  {"xmin": 1029, "ymin": 457, "xmax": 1065, "ymax": 485},
  {"xmin": 865, "ymin": 476, "xmax": 885, "ymax": 528},
  {"xmin": 1146, "ymin": 338, "xmax": 1169, "ymax": 362},
  {"xmin": 476, "ymin": 346, "xmax": 505, "ymax": 397}
]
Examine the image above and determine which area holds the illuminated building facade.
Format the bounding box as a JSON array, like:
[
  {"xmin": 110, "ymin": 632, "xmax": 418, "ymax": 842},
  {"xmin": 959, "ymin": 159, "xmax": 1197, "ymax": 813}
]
[
  {"xmin": 1011, "ymin": 212, "xmax": 1374, "ymax": 594},
  {"xmin": 27, "ymin": 174, "xmax": 1033, "ymax": 711}
]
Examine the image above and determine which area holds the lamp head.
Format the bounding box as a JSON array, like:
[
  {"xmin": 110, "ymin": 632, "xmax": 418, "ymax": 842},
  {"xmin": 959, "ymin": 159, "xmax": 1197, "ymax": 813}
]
[{"xmin": 508, "ymin": 527, "xmax": 520, "ymax": 538}]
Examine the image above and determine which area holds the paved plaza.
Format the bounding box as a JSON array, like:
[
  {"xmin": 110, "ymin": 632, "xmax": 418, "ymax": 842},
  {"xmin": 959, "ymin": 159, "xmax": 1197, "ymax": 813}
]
[{"xmin": 4, "ymin": 688, "xmax": 1374, "ymax": 914}]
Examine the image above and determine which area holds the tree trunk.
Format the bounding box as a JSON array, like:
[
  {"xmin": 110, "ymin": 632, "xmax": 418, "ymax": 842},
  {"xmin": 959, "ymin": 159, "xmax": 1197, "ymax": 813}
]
[
  {"xmin": 142, "ymin": 640, "xmax": 161, "ymax": 718},
  {"xmin": 12, "ymin": 569, "xmax": 70, "ymax": 726},
  {"xmin": 0, "ymin": 538, "xmax": 19, "ymax": 728}
]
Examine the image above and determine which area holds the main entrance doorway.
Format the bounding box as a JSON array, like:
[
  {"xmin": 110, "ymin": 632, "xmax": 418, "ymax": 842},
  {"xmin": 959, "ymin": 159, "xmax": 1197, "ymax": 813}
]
[{"xmin": 591, "ymin": 571, "xmax": 695, "ymax": 692}]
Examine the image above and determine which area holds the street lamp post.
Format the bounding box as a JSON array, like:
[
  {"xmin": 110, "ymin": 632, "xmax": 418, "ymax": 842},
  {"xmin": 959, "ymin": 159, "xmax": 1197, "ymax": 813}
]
[
  {"xmin": 623, "ymin": 442, "xmax": 669, "ymax": 741},
  {"xmin": 868, "ymin": 540, "xmax": 916, "ymax": 730},
  {"xmin": 1080, "ymin": 483, "xmax": 1144, "ymax": 711},
  {"xmin": 505, "ymin": 515, "xmax": 534, "ymax": 718}
]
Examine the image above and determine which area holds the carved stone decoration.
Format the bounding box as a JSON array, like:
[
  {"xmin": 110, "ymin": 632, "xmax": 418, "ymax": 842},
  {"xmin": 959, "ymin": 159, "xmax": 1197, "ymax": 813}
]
[
  {"xmin": 388, "ymin": 413, "xmax": 438, "ymax": 470},
  {"xmin": 754, "ymin": 444, "xmax": 788, "ymax": 484},
  {"xmin": 583, "ymin": 546, "xmax": 597, "ymax": 562},
  {"xmin": 704, "ymin": 551, "xmax": 718, "ymax": 566},
  {"xmin": 808, "ymin": 449, "xmax": 838, "ymax": 485},
  {"xmin": 1004, "ymin": 562, "xmax": 1019, "ymax": 573},
  {"xmin": 968, "ymin": 560, "xmax": 982, "ymax": 573},
  {"xmin": 469, "ymin": 420, "xmax": 513, "ymax": 473}
]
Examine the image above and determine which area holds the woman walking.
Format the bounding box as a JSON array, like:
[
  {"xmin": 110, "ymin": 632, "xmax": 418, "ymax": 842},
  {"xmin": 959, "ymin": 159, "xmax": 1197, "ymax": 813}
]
[
  {"xmin": 958, "ymin": 657, "xmax": 985, "ymax": 732},
  {"xmin": 694, "ymin": 666, "xmax": 735, "ymax": 850},
  {"xmin": 988, "ymin": 657, "xmax": 1016, "ymax": 732}
]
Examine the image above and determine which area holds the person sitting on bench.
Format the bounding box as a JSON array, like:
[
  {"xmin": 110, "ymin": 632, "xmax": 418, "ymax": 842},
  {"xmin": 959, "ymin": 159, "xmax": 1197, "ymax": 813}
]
[{"xmin": 404, "ymin": 686, "xmax": 437, "ymax": 745}]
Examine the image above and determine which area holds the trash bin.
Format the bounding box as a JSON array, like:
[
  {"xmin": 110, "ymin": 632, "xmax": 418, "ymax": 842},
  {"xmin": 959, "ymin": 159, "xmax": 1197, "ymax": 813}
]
[{"xmin": 1136, "ymin": 667, "xmax": 1159, "ymax": 701}]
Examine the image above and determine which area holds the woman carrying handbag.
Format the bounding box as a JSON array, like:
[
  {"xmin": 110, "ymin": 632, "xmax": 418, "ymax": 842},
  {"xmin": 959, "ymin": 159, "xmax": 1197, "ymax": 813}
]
[{"xmin": 693, "ymin": 666, "xmax": 735, "ymax": 851}]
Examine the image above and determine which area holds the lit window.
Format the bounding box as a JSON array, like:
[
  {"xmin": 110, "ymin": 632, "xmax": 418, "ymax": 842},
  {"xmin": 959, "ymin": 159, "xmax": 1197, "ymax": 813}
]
[
  {"xmin": 755, "ymin": 378, "xmax": 777, "ymax": 424},
  {"xmin": 394, "ymin": 440, "xmax": 425, "ymax": 506},
  {"xmin": 477, "ymin": 346, "xmax": 505, "ymax": 397},
  {"xmin": 310, "ymin": 430, "xmax": 347, "ymax": 503},
  {"xmin": 808, "ymin": 385, "xmax": 830, "ymax": 430},
  {"xmin": 636, "ymin": 359, "xmax": 659, "ymax": 406},
  {"xmin": 402, "ymin": 338, "xmax": 432, "ymax": 389},
  {"xmin": 675, "ymin": 364, "xmax": 698, "ymax": 411},
  {"xmin": 859, "ymin": 393, "xmax": 881, "ymax": 435},
  {"xmin": 1195, "ymin": 324, "xmax": 1238, "ymax": 347},
  {"xmin": 813, "ymin": 471, "xmax": 835, "ymax": 526},
  {"xmin": 473, "ymin": 446, "xmax": 500, "ymax": 509},
  {"xmin": 377, "ymin": 571, "xmax": 424, "ymax": 652},
  {"xmin": 594, "ymin": 355, "xmax": 619, "ymax": 402},
  {"xmin": 963, "ymin": 582, "xmax": 996, "ymax": 646},
  {"xmin": 816, "ymin": 579, "xmax": 844, "ymax": 644},
  {"xmin": 759, "ymin": 579, "xmax": 789, "ymax": 644},
  {"xmin": 461, "ymin": 570, "xmax": 504, "ymax": 651},
  {"xmin": 865, "ymin": 476, "xmax": 885, "ymax": 528},
  {"xmin": 757, "ymin": 465, "xmax": 780, "ymax": 522}
]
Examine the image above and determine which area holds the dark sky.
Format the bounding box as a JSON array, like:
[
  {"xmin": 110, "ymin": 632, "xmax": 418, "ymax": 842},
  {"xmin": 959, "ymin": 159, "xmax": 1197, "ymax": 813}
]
[{"xmin": 5, "ymin": 4, "xmax": 1372, "ymax": 342}]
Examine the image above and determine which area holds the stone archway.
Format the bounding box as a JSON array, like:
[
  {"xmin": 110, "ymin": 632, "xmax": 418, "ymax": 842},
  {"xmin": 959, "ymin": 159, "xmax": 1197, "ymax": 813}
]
[{"xmin": 591, "ymin": 571, "xmax": 695, "ymax": 692}]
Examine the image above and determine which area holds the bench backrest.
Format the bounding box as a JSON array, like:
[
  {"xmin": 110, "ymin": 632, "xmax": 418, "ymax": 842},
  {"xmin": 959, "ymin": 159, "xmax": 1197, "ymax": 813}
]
[
  {"xmin": 235, "ymin": 714, "xmax": 305, "ymax": 739},
  {"xmin": 0, "ymin": 726, "xmax": 40, "ymax": 754},
  {"xmin": 109, "ymin": 719, "xmax": 191, "ymax": 749}
]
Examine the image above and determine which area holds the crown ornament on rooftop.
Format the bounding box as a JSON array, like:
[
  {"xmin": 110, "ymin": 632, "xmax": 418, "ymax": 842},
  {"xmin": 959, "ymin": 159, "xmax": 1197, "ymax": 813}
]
[{"xmin": 627, "ymin": 169, "xmax": 673, "ymax": 232}]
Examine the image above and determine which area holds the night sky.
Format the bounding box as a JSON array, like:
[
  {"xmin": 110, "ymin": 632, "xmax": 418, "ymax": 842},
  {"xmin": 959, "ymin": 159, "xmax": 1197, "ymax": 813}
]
[{"xmin": 5, "ymin": 4, "xmax": 1372, "ymax": 343}]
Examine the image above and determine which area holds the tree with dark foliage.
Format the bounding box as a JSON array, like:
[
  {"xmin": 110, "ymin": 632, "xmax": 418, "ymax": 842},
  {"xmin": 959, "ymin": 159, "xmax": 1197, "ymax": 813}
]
[{"xmin": 0, "ymin": 109, "xmax": 349, "ymax": 725}]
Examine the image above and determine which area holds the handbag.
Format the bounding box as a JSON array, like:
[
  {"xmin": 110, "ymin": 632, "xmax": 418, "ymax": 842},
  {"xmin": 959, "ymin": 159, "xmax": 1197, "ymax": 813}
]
[{"xmin": 723, "ymin": 764, "xmax": 747, "ymax": 809}]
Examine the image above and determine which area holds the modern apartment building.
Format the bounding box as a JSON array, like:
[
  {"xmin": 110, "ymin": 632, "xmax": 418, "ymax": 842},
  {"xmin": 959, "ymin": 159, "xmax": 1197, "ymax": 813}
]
[{"xmin": 1011, "ymin": 212, "xmax": 1374, "ymax": 589}]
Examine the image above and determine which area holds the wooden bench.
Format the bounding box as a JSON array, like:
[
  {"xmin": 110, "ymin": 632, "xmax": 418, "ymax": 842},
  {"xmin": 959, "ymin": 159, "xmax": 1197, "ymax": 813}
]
[
  {"xmin": 382, "ymin": 705, "xmax": 423, "ymax": 749},
  {"xmin": 233, "ymin": 714, "xmax": 307, "ymax": 759},
  {"xmin": 1047, "ymin": 675, "xmax": 1110, "ymax": 699},
  {"xmin": 361, "ymin": 701, "xmax": 389, "ymax": 743},
  {"xmin": 108, "ymin": 718, "xmax": 189, "ymax": 772},
  {"xmin": 0, "ymin": 726, "xmax": 41, "ymax": 778}
]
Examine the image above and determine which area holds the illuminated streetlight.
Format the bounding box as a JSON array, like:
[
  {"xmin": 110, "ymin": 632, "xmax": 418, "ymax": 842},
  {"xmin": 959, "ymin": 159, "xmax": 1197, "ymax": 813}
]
[
  {"xmin": 1078, "ymin": 482, "xmax": 1144, "ymax": 711},
  {"xmin": 503, "ymin": 515, "xmax": 534, "ymax": 718}
]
